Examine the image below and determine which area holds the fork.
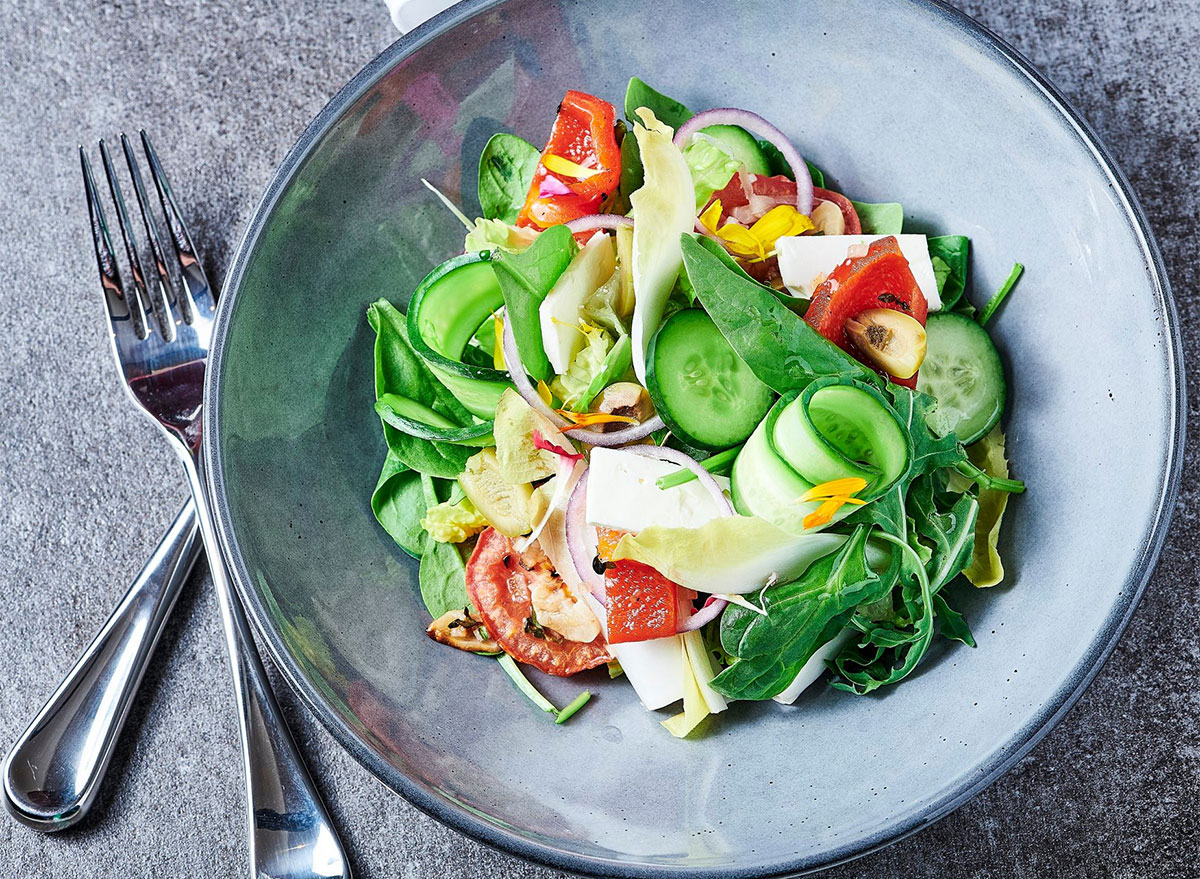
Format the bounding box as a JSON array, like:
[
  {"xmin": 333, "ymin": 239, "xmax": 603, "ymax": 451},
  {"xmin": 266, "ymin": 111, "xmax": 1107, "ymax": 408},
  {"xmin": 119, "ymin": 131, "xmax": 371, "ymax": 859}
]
[{"xmin": 12, "ymin": 132, "xmax": 350, "ymax": 879}]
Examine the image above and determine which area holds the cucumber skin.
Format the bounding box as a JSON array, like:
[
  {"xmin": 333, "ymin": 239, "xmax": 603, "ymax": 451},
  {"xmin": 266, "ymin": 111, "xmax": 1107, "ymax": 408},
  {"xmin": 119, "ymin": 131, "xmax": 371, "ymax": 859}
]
[
  {"xmin": 917, "ymin": 312, "xmax": 1007, "ymax": 445},
  {"xmin": 699, "ymin": 124, "xmax": 771, "ymax": 175},
  {"xmin": 646, "ymin": 309, "xmax": 775, "ymax": 451}
]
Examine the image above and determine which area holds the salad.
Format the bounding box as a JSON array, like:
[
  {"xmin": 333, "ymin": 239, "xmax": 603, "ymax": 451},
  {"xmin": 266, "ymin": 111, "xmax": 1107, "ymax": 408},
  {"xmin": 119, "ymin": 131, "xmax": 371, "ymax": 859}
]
[{"xmin": 368, "ymin": 77, "xmax": 1026, "ymax": 736}]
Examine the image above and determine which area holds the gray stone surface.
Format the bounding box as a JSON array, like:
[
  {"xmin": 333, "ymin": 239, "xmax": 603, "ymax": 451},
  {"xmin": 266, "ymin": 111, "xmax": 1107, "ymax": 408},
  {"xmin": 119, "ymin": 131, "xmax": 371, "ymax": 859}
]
[{"xmin": 0, "ymin": 0, "xmax": 1194, "ymax": 876}]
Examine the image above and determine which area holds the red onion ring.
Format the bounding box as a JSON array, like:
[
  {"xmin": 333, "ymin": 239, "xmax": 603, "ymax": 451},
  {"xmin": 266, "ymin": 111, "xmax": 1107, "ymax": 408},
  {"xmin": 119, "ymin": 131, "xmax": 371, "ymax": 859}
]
[
  {"xmin": 564, "ymin": 214, "xmax": 634, "ymax": 235},
  {"xmin": 565, "ymin": 471, "xmax": 606, "ymax": 600},
  {"xmin": 501, "ymin": 312, "xmax": 665, "ymax": 446},
  {"xmin": 678, "ymin": 595, "xmax": 729, "ymax": 633},
  {"xmin": 616, "ymin": 444, "xmax": 734, "ymax": 517},
  {"xmin": 674, "ymin": 108, "xmax": 813, "ymax": 215}
]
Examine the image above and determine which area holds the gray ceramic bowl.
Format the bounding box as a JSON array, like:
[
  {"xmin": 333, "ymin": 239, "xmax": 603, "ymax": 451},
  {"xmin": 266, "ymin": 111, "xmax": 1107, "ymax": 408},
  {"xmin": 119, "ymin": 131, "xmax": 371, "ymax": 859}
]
[{"xmin": 203, "ymin": 1, "xmax": 1183, "ymax": 875}]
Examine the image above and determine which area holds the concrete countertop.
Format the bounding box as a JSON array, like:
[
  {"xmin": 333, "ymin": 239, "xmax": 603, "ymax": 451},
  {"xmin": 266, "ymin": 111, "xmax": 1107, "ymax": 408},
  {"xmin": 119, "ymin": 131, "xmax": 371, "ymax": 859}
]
[{"xmin": 0, "ymin": 1, "xmax": 1195, "ymax": 876}]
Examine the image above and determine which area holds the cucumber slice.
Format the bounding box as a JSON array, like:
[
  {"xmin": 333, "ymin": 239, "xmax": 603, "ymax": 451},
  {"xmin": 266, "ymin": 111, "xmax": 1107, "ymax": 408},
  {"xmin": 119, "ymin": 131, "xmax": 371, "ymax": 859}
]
[
  {"xmin": 646, "ymin": 308, "xmax": 776, "ymax": 450},
  {"xmin": 732, "ymin": 417, "xmax": 812, "ymax": 527},
  {"xmin": 699, "ymin": 124, "xmax": 770, "ymax": 175},
  {"xmin": 916, "ymin": 312, "xmax": 1007, "ymax": 444},
  {"xmin": 771, "ymin": 379, "xmax": 909, "ymax": 495},
  {"xmin": 407, "ymin": 253, "xmax": 513, "ymax": 419}
]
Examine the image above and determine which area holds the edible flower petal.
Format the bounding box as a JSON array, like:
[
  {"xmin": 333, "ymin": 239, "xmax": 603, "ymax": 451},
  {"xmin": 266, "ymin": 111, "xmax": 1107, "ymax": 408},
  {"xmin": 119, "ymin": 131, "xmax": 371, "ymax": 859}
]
[
  {"xmin": 698, "ymin": 199, "xmax": 724, "ymax": 234},
  {"xmin": 714, "ymin": 204, "xmax": 815, "ymax": 263},
  {"xmin": 542, "ymin": 153, "xmax": 602, "ymax": 180},
  {"xmin": 532, "ymin": 429, "xmax": 584, "ymax": 463},
  {"xmin": 799, "ymin": 477, "xmax": 869, "ymax": 530},
  {"xmin": 555, "ymin": 409, "xmax": 638, "ymax": 430}
]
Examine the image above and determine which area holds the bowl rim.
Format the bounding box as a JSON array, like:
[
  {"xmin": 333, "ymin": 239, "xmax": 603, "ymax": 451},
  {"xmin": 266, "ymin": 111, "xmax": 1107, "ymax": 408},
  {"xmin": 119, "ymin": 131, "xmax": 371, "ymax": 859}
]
[{"xmin": 203, "ymin": 1, "xmax": 1185, "ymax": 875}]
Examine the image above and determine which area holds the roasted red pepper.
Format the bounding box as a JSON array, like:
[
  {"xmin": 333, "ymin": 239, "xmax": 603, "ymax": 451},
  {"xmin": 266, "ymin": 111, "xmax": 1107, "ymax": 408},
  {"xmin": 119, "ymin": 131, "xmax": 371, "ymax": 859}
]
[
  {"xmin": 596, "ymin": 527, "xmax": 678, "ymax": 643},
  {"xmin": 517, "ymin": 90, "xmax": 621, "ymax": 229},
  {"xmin": 804, "ymin": 235, "xmax": 928, "ymax": 388}
]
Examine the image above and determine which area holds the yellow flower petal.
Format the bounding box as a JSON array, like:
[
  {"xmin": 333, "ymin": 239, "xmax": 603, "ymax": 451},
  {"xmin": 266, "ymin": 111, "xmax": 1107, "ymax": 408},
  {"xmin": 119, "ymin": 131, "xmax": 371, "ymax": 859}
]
[
  {"xmin": 536, "ymin": 380, "xmax": 554, "ymax": 408},
  {"xmin": 542, "ymin": 153, "xmax": 600, "ymax": 180},
  {"xmin": 492, "ymin": 315, "xmax": 505, "ymax": 370},
  {"xmin": 715, "ymin": 223, "xmax": 764, "ymax": 260},
  {"xmin": 699, "ymin": 199, "xmax": 723, "ymax": 233},
  {"xmin": 557, "ymin": 410, "xmax": 638, "ymax": 429},
  {"xmin": 803, "ymin": 498, "xmax": 844, "ymax": 530},
  {"xmin": 799, "ymin": 477, "xmax": 869, "ymax": 503}
]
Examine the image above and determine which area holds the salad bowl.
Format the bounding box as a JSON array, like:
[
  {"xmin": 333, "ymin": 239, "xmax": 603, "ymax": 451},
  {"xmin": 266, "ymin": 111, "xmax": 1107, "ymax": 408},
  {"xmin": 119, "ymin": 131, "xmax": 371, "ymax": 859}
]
[{"xmin": 203, "ymin": 0, "xmax": 1182, "ymax": 875}]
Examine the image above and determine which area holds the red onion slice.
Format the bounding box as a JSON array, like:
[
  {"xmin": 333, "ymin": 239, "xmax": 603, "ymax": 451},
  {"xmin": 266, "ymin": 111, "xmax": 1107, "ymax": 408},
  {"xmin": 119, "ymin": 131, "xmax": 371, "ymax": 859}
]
[
  {"xmin": 678, "ymin": 595, "xmax": 729, "ymax": 633},
  {"xmin": 674, "ymin": 108, "xmax": 814, "ymax": 215},
  {"xmin": 501, "ymin": 313, "xmax": 665, "ymax": 446},
  {"xmin": 565, "ymin": 470, "xmax": 606, "ymax": 600},
  {"xmin": 564, "ymin": 214, "xmax": 634, "ymax": 235},
  {"xmin": 616, "ymin": 444, "xmax": 734, "ymax": 517}
]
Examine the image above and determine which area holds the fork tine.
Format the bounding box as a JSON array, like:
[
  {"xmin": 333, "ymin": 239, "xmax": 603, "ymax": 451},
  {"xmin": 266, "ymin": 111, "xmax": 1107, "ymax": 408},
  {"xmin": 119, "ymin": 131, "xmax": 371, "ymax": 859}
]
[
  {"xmin": 140, "ymin": 131, "xmax": 213, "ymax": 318},
  {"xmin": 120, "ymin": 133, "xmax": 176, "ymax": 341},
  {"xmin": 82, "ymin": 146, "xmax": 149, "ymax": 340},
  {"xmin": 99, "ymin": 139, "xmax": 159, "ymax": 342}
]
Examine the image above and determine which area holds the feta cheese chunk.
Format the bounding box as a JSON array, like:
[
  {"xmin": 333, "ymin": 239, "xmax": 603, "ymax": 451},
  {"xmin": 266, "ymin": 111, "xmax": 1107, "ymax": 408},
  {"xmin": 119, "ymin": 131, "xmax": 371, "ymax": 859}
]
[
  {"xmin": 585, "ymin": 447, "xmax": 728, "ymax": 533},
  {"xmin": 776, "ymin": 234, "xmax": 943, "ymax": 311}
]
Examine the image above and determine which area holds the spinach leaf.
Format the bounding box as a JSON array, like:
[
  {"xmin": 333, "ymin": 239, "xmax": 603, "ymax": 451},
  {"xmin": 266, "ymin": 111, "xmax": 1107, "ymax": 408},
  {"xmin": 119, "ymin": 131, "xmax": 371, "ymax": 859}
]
[
  {"xmin": 478, "ymin": 133, "xmax": 540, "ymax": 225},
  {"xmin": 850, "ymin": 201, "xmax": 904, "ymax": 234},
  {"xmin": 927, "ymin": 235, "xmax": 970, "ymax": 310},
  {"xmin": 624, "ymin": 76, "xmax": 693, "ymax": 130},
  {"xmin": 368, "ymin": 299, "xmax": 476, "ymax": 477},
  {"xmin": 491, "ymin": 224, "xmax": 576, "ymax": 382},
  {"xmin": 371, "ymin": 450, "xmax": 429, "ymax": 559},
  {"xmin": 681, "ymin": 234, "xmax": 876, "ymax": 393},
  {"xmin": 712, "ymin": 528, "xmax": 887, "ymax": 701},
  {"xmin": 758, "ymin": 141, "xmax": 826, "ymax": 187},
  {"xmin": 619, "ymin": 133, "xmax": 644, "ymax": 207},
  {"xmin": 416, "ymin": 475, "xmax": 471, "ymax": 617}
]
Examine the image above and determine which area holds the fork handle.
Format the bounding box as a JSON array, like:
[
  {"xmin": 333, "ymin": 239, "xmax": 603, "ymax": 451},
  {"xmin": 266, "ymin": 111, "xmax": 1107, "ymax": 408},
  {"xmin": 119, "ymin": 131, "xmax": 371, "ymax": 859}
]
[
  {"xmin": 181, "ymin": 453, "xmax": 351, "ymax": 879},
  {"xmin": 3, "ymin": 502, "xmax": 201, "ymax": 830}
]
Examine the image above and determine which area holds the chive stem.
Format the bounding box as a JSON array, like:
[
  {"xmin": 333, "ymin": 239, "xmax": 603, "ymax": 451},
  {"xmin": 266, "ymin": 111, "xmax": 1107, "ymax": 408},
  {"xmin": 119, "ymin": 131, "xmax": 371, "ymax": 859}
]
[
  {"xmin": 979, "ymin": 262, "xmax": 1023, "ymax": 326},
  {"xmin": 656, "ymin": 445, "xmax": 741, "ymax": 490},
  {"xmin": 554, "ymin": 691, "xmax": 592, "ymax": 724}
]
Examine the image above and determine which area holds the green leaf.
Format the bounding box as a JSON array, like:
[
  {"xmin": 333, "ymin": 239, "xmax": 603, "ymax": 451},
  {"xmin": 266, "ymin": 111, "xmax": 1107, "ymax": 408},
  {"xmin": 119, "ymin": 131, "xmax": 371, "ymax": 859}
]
[
  {"xmin": 964, "ymin": 426, "xmax": 1012, "ymax": 587},
  {"xmin": 491, "ymin": 224, "xmax": 577, "ymax": 382},
  {"xmin": 681, "ymin": 233, "xmax": 877, "ymax": 393},
  {"xmin": 711, "ymin": 528, "xmax": 888, "ymax": 701},
  {"xmin": 477, "ymin": 133, "xmax": 540, "ymax": 225},
  {"xmin": 933, "ymin": 594, "xmax": 975, "ymax": 647},
  {"xmin": 683, "ymin": 136, "xmax": 741, "ymax": 210},
  {"xmin": 368, "ymin": 299, "xmax": 477, "ymax": 477},
  {"xmin": 979, "ymin": 262, "xmax": 1024, "ymax": 326},
  {"xmin": 417, "ymin": 475, "xmax": 471, "ymax": 617},
  {"xmin": 757, "ymin": 141, "xmax": 826, "ymax": 187},
  {"xmin": 624, "ymin": 76, "xmax": 693, "ymax": 131},
  {"xmin": 908, "ymin": 475, "xmax": 979, "ymax": 591},
  {"xmin": 370, "ymin": 451, "xmax": 430, "ymax": 559},
  {"xmin": 927, "ymin": 235, "xmax": 970, "ymax": 311},
  {"xmin": 850, "ymin": 201, "xmax": 904, "ymax": 234}
]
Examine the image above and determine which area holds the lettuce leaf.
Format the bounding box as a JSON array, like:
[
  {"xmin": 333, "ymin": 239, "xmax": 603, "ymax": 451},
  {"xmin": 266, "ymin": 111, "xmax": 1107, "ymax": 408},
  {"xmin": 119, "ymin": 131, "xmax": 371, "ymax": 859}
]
[
  {"xmin": 464, "ymin": 217, "xmax": 538, "ymax": 254},
  {"xmin": 682, "ymin": 135, "xmax": 740, "ymax": 210},
  {"xmin": 421, "ymin": 495, "xmax": 489, "ymax": 544},
  {"xmin": 550, "ymin": 323, "xmax": 615, "ymax": 410},
  {"xmin": 964, "ymin": 426, "xmax": 1010, "ymax": 587}
]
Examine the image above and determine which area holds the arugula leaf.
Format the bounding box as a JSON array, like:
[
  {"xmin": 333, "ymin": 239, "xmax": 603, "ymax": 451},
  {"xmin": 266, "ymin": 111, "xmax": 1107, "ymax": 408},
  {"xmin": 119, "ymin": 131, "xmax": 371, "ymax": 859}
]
[
  {"xmin": 371, "ymin": 450, "xmax": 430, "ymax": 559},
  {"xmin": 416, "ymin": 475, "xmax": 470, "ymax": 617},
  {"xmin": 979, "ymin": 262, "xmax": 1024, "ymax": 326},
  {"xmin": 711, "ymin": 528, "xmax": 887, "ymax": 701},
  {"xmin": 908, "ymin": 476, "xmax": 979, "ymax": 590},
  {"xmin": 368, "ymin": 299, "xmax": 477, "ymax": 477},
  {"xmin": 491, "ymin": 224, "xmax": 576, "ymax": 382},
  {"xmin": 850, "ymin": 201, "xmax": 904, "ymax": 234},
  {"xmin": 927, "ymin": 235, "xmax": 970, "ymax": 310},
  {"xmin": 681, "ymin": 234, "xmax": 877, "ymax": 393},
  {"xmin": 933, "ymin": 594, "xmax": 975, "ymax": 646},
  {"xmin": 831, "ymin": 531, "xmax": 934, "ymax": 694},
  {"xmin": 478, "ymin": 133, "xmax": 540, "ymax": 225}
]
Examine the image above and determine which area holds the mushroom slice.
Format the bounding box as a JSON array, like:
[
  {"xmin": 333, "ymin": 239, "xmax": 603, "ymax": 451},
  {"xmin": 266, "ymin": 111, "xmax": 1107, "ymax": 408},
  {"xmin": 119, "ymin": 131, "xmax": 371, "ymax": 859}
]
[
  {"xmin": 844, "ymin": 308, "xmax": 928, "ymax": 379},
  {"xmin": 426, "ymin": 608, "xmax": 501, "ymax": 654}
]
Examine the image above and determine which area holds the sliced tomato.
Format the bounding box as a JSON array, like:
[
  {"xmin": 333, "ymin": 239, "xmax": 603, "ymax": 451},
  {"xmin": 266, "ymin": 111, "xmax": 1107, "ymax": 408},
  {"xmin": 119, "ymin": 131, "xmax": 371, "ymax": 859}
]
[
  {"xmin": 466, "ymin": 528, "xmax": 612, "ymax": 676},
  {"xmin": 804, "ymin": 235, "xmax": 928, "ymax": 388},
  {"xmin": 517, "ymin": 90, "xmax": 621, "ymax": 229}
]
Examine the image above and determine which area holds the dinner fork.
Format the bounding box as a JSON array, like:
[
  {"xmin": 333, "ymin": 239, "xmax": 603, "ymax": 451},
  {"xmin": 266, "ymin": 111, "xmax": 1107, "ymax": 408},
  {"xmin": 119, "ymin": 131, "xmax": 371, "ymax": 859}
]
[{"xmin": 29, "ymin": 132, "xmax": 347, "ymax": 878}]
